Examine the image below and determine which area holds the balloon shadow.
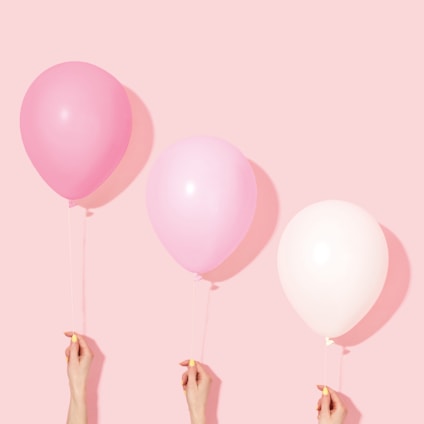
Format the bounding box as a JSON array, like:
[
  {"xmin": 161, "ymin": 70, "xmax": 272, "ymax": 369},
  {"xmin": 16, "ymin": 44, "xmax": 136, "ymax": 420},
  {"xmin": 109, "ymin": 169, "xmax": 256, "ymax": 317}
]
[
  {"xmin": 334, "ymin": 226, "xmax": 410, "ymax": 346},
  {"xmin": 338, "ymin": 391, "xmax": 362, "ymax": 424},
  {"xmin": 203, "ymin": 161, "xmax": 279, "ymax": 283},
  {"xmin": 336, "ymin": 347, "xmax": 359, "ymax": 422},
  {"xmin": 84, "ymin": 336, "xmax": 105, "ymax": 424},
  {"xmin": 74, "ymin": 87, "xmax": 153, "ymax": 209},
  {"xmin": 202, "ymin": 363, "xmax": 221, "ymax": 424}
]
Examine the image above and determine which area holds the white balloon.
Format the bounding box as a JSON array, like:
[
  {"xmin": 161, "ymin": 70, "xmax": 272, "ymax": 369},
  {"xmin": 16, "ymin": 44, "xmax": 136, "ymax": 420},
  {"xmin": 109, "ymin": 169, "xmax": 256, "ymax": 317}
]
[{"xmin": 277, "ymin": 200, "xmax": 389, "ymax": 338}]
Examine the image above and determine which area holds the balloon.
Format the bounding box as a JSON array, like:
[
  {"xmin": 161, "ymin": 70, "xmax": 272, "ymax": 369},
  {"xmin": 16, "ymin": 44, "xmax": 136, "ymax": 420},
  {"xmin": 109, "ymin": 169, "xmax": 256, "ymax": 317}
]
[
  {"xmin": 146, "ymin": 136, "xmax": 257, "ymax": 275},
  {"xmin": 20, "ymin": 61, "xmax": 132, "ymax": 200},
  {"xmin": 277, "ymin": 200, "xmax": 389, "ymax": 338}
]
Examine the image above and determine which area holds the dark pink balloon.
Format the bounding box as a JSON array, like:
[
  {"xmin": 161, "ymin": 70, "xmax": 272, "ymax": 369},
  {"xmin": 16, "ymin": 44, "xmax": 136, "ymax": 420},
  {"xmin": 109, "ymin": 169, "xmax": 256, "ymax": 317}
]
[{"xmin": 20, "ymin": 62, "xmax": 132, "ymax": 200}]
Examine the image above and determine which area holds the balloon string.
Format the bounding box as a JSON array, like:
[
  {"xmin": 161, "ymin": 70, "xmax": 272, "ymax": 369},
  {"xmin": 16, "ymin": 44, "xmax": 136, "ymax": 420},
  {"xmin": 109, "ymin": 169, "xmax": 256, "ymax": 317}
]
[
  {"xmin": 189, "ymin": 278, "xmax": 198, "ymax": 360},
  {"xmin": 81, "ymin": 211, "xmax": 89, "ymax": 335},
  {"xmin": 324, "ymin": 341, "xmax": 328, "ymax": 387},
  {"xmin": 67, "ymin": 206, "xmax": 76, "ymax": 334},
  {"xmin": 324, "ymin": 337, "xmax": 334, "ymax": 387}
]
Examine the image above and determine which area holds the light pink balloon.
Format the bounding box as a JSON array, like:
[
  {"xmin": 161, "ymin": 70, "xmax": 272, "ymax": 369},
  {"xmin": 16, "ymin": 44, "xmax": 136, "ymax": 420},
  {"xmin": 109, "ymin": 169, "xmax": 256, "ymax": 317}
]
[
  {"xmin": 277, "ymin": 200, "xmax": 389, "ymax": 338},
  {"xmin": 20, "ymin": 62, "xmax": 132, "ymax": 200},
  {"xmin": 146, "ymin": 137, "xmax": 257, "ymax": 275}
]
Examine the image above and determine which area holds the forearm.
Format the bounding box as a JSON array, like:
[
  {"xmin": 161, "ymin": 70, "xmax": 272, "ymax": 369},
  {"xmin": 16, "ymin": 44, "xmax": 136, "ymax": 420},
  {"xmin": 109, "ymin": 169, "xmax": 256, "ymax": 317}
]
[{"xmin": 67, "ymin": 393, "xmax": 87, "ymax": 424}]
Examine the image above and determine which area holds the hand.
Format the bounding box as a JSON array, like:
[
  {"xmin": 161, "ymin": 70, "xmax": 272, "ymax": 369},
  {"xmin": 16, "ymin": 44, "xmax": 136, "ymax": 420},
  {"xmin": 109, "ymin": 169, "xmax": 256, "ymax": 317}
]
[
  {"xmin": 316, "ymin": 385, "xmax": 347, "ymax": 424},
  {"xmin": 180, "ymin": 359, "xmax": 212, "ymax": 424},
  {"xmin": 65, "ymin": 332, "xmax": 94, "ymax": 400}
]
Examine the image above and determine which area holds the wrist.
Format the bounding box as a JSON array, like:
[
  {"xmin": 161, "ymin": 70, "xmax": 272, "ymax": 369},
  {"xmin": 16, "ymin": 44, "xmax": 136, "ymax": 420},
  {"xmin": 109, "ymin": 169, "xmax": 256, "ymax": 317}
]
[
  {"xmin": 190, "ymin": 410, "xmax": 206, "ymax": 424},
  {"xmin": 70, "ymin": 386, "xmax": 87, "ymax": 403},
  {"xmin": 67, "ymin": 395, "xmax": 88, "ymax": 424}
]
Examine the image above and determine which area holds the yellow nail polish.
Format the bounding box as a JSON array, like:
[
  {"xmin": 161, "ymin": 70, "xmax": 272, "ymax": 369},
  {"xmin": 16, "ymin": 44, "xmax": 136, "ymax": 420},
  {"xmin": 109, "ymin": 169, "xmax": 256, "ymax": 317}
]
[
  {"xmin": 71, "ymin": 334, "xmax": 78, "ymax": 343},
  {"xmin": 189, "ymin": 359, "xmax": 195, "ymax": 367},
  {"xmin": 322, "ymin": 386, "xmax": 329, "ymax": 396}
]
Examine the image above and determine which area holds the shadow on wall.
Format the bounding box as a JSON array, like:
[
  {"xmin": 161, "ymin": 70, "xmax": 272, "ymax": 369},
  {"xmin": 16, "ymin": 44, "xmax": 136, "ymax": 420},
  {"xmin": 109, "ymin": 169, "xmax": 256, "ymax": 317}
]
[
  {"xmin": 333, "ymin": 227, "xmax": 409, "ymax": 418},
  {"xmin": 75, "ymin": 87, "xmax": 154, "ymax": 209},
  {"xmin": 203, "ymin": 161, "xmax": 279, "ymax": 283},
  {"xmin": 339, "ymin": 391, "xmax": 362, "ymax": 424},
  {"xmin": 202, "ymin": 363, "xmax": 222, "ymax": 424},
  {"xmin": 197, "ymin": 163, "xmax": 278, "ymax": 423},
  {"xmin": 85, "ymin": 336, "xmax": 105, "ymax": 424},
  {"xmin": 335, "ymin": 226, "xmax": 410, "ymax": 347}
]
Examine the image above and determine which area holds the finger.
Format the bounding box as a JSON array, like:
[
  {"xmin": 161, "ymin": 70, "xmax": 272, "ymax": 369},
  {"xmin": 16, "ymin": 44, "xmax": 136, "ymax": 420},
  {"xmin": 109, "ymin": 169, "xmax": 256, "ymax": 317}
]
[
  {"xmin": 181, "ymin": 371, "xmax": 188, "ymax": 389},
  {"xmin": 195, "ymin": 361, "xmax": 205, "ymax": 375},
  {"xmin": 187, "ymin": 361, "xmax": 198, "ymax": 388},
  {"xmin": 65, "ymin": 332, "xmax": 78, "ymax": 347},
  {"xmin": 68, "ymin": 335, "xmax": 80, "ymax": 363},
  {"xmin": 194, "ymin": 362, "xmax": 211, "ymax": 386},
  {"xmin": 325, "ymin": 386, "xmax": 343, "ymax": 410},
  {"xmin": 76, "ymin": 334, "xmax": 93, "ymax": 360},
  {"xmin": 318, "ymin": 386, "xmax": 331, "ymax": 418},
  {"xmin": 317, "ymin": 385, "xmax": 343, "ymax": 408},
  {"xmin": 179, "ymin": 359, "xmax": 190, "ymax": 366},
  {"xmin": 65, "ymin": 332, "xmax": 74, "ymax": 351},
  {"xmin": 317, "ymin": 384, "xmax": 336, "ymax": 395}
]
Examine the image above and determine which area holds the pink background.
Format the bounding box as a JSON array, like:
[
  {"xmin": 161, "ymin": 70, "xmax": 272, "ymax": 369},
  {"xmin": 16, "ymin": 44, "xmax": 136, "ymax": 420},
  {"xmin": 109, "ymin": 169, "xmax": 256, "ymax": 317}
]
[{"xmin": 1, "ymin": 1, "xmax": 422, "ymax": 423}]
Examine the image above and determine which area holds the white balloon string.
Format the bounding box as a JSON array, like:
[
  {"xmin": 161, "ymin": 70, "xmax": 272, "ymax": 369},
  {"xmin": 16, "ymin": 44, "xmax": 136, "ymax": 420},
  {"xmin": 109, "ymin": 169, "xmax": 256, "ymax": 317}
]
[
  {"xmin": 324, "ymin": 337, "xmax": 334, "ymax": 387},
  {"xmin": 67, "ymin": 205, "xmax": 76, "ymax": 334},
  {"xmin": 324, "ymin": 339, "xmax": 328, "ymax": 387}
]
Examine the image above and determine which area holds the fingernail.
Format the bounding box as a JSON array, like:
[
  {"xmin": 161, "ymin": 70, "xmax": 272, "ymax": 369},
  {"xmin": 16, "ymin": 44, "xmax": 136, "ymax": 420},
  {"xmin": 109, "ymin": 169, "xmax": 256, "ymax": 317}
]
[
  {"xmin": 322, "ymin": 386, "xmax": 329, "ymax": 396},
  {"xmin": 71, "ymin": 334, "xmax": 78, "ymax": 343},
  {"xmin": 65, "ymin": 356, "xmax": 69, "ymax": 362},
  {"xmin": 189, "ymin": 359, "xmax": 195, "ymax": 367}
]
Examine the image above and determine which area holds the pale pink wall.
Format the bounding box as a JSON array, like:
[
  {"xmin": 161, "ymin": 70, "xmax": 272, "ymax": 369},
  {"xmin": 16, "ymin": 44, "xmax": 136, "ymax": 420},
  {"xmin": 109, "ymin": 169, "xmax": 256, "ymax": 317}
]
[{"xmin": 0, "ymin": 1, "xmax": 422, "ymax": 423}]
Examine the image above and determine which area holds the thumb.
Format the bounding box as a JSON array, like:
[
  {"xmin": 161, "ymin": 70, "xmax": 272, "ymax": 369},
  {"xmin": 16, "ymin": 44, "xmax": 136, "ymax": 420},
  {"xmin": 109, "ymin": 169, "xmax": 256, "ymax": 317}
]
[
  {"xmin": 319, "ymin": 386, "xmax": 331, "ymax": 418},
  {"xmin": 187, "ymin": 360, "xmax": 198, "ymax": 388},
  {"xmin": 68, "ymin": 334, "xmax": 80, "ymax": 363}
]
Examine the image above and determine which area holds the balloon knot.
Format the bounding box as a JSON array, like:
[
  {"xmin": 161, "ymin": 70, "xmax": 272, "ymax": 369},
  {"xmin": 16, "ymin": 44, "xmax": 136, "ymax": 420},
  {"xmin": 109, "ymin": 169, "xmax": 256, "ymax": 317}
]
[
  {"xmin": 325, "ymin": 337, "xmax": 334, "ymax": 346},
  {"xmin": 194, "ymin": 273, "xmax": 203, "ymax": 281}
]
